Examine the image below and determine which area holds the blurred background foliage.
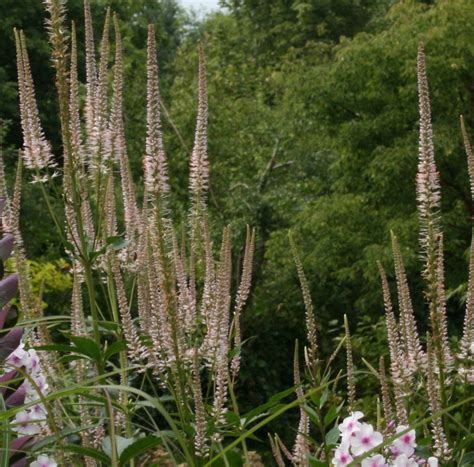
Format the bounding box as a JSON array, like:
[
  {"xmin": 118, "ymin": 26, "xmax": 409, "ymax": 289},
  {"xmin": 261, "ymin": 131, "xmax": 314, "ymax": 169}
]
[{"xmin": 1, "ymin": 0, "xmax": 474, "ymax": 447}]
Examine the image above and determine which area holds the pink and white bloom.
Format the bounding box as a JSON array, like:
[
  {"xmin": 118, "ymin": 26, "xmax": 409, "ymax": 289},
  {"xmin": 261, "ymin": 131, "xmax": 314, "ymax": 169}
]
[
  {"xmin": 29, "ymin": 403, "xmax": 47, "ymax": 420},
  {"xmin": 24, "ymin": 374, "xmax": 48, "ymax": 394},
  {"xmin": 393, "ymin": 454, "xmax": 418, "ymax": 467},
  {"xmin": 332, "ymin": 442, "xmax": 353, "ymax": 466},
  {"xmin": 26, "ymin": 349, "xmax": 41, "ymax": 374},
  {"xmin": 361, "ymin": 454, "xmax": 387, "ymax": 467},
  {"xmin": 351, "ymin": 423, "xmax": 383, "ymax": 456},
  {"xmin": 392, "ymin": 425, "xmax": 417, "ymax": 457},
  {"xmin": 338, "ymin": 411, "xmax": 364, "ymax": 441},
  {"xmin": 12, "ymin": 410, "xmax": 41, "ymax": 435},
  {"xmin": 6, "ymin": 344, "xmax": 31, "ymax": 369},
  {"xmin": 30, "ymin": 454, "xmax": 57, "ymax": 467},
  {"xmin": 427, "ymin": 457, "xmax": 438, "ymax": 467}
]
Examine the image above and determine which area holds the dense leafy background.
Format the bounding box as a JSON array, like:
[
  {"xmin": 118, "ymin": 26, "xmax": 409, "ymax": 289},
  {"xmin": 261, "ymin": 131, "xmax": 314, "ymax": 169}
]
[{"xmin": 1, "ymin": 0, "xmax": 473, "ymax": 449}]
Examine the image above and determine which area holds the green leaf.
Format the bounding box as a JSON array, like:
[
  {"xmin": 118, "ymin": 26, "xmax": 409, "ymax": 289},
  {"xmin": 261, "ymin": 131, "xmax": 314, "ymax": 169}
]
[
  {"xmin": 69, "ymin": 335, "xmax": 102, "ymax": 362},
  {"xmin": 0, "ymin": 395, "xmax": 9, "ymax": 467},
  {"xmin": 119, "ymin": 436, "xmax": 161, "ymax": 465},
  {"xmin": 319, "ymin": 390, "xmax": 328, "ymax": 409},
  {"xmin": 243, "ymin": 386, "xmax": 295, "ymax": 424},
  {"xmin": 106, "ymin": 236, "xmax": 130, "ymax": 251},
  {"xmin": 309, "ymin": 457, "xmax": 327, "ymax": 467},
  {"xmin": 34, "ymin": 344, "xmax": 75, "ymax": 353},
  {"xmin": 105, "ymin": 340, "xmax": 127, "ymax": 361},
  {"xmin": 324, "ymin": 406, "xmax": 338, "ymax": 426},
  {"xmin": 61, "ymin": 444, "xmax": 110, "ymax": 463},
  {"xmin": 103, "ymin": 436, "xmax": 135, "ymax": 458},
  {"xmin": 325, "ymin": 424, "xmax": 340, "ymax": 446},
  {"xmin": 304, "ymin": 405, "xmax": 320, "ymax": 427}
]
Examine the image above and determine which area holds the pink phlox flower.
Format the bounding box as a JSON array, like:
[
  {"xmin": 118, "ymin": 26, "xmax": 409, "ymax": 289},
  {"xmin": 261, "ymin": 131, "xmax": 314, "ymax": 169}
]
[
  {"xmin": 393, "ymin": 454, "xmax": 418, "ymax": 467},
  {"xmin": 351, "ymin": 423, "xmax": 383, "ymax": 456},
  {"xmin": 332, "ymin": 442, "xmax": 353, "ymax": 466},
  {"xmin": 12, "ymin": 410, "xmax": 41, "ymax": 435},
  {"xmin": 392, "ymin": 425, "xmax": 417, "ymax": 457},
  {"xmin": 29, "ymin": 403, "xmax": 47, "ymax": 420},
  {"xmin": 26, "ymin": 349, "xmax": 41, "ymax": 374},
  {"xmin": 361, "ymin": 454, "xmax": 388, "ymax": 467},
  {"xmin": 6, "ymin": 344, "xmax": 30, "ymax": 369},
  {"xmin": 338, "ymin": 411, "xmax": 364, "ymax": 441},
  {"xmin": 30, "ymin": 454, "xmax": 57, "ymax": 467},
  {"xmin": 24, "ymin": 374, "xmax": 48, "ymax": 395}
]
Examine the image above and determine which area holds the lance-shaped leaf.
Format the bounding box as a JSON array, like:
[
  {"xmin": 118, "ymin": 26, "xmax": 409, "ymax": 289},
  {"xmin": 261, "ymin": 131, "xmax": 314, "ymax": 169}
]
[
  {"xmin": 5, "ymin": 383, "xmax": 26, "ymax": 407},
  {"xmin": 0, "ymin": 274, "xmax": 19, "ymax": 308},
  {"xmin": 0, "ymin": 234, "xmax": 14, "ymax": 262},
  {"xmin": 0, "ymin": 369, "xmax": 18, "ymax": 395},
  {"xmin": 0, "ymin": 328, "xmax": 23, "ymax": 364}
]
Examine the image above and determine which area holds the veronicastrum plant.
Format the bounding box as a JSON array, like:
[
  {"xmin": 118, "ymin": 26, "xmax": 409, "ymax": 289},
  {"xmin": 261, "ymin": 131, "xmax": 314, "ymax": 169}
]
[
  {"xmin": 1, "ymin": 2, "xmax": 473, "ymax": 467},
  {"xmin": 261, "ymin": 44, "xmax": 473, "ymax": 467},
  {"xmin": 1, "ymin": 0, "xmax": 259, "ymax": 465}
]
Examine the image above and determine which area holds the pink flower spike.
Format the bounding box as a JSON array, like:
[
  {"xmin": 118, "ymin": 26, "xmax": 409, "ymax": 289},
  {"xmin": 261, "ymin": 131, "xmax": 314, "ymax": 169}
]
[
  {"xmin": 361, "ymin": 454, "xmax": 388, "ymax": 467},
  {"xmin": 351, "ymin": 423, "xmax": 384, "ymax": 456},
  {"xmin": 332, "ymin": 442, "xmax": 353, "ymax": 466},
  {"xmin": 392, "ymin": 425, "xmax": 417, "ymax": 457},
  {"xmin": 393, "ymin": 454, "xmax": 418, "ymax": 467}
]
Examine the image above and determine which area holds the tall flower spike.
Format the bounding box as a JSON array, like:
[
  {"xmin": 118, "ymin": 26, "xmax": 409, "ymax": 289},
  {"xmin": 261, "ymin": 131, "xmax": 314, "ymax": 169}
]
[
  {"xmin": 43, "ymin": 0, "xmax": 69, "ymax": 141},
  {"xmin": 84, "ymin": 0, "xmax": 97, "ymax": 143},
  {"xmin": 292, "ymin": 341, "xmax": 309, "ymax": 466},
  {"xmin": 14, "ymin": 30, "xmax": 55, "ymax": 171},
  {"xmin": 189, "ymin": 43, "xmax": 209, "ymax": 218},
  {"xmin": 344, "ymin": 314, "xmax": 356, "ymax": 413},
  {"xmin": 378, "ymin": 356, "xmax": 394, "ymax": 432},
  {"xmin": 416, "ymin": 42, "xmax": 441, "ymax": 259},
  {"xmin": 434, "ymin": 235, "xmax": 453, "ymax": 373},
  {"xmin": 230, "ymin": 226, "xmax": 255, "ymax": 379},
  {"xmin": 289, "ymin": 232, "xmax": 318, "ymax": 373},
  {"xmin": 377, "ymin": 262, "xmax": 408, "ymax": 424},
  {"xmin": 69, "ymin": 22, "xmax": 83, "ymax": 164},
  {"xmin": 391, "ymin": 232, "xmax": 425, "ymax": 370},
  {"xmin": 89, "ymin": 8, "xmax": 110, "ymax": 174},
  {"xmin": 111, "ymin": 255, "xmax": 143, "ymax": 362},
  {"xmin": 460, "ymin": 117, "xmax": 474, "ymax": 362},
  {"xmin": 192, "ymin": 348, "xmax": 208, "ymax": 457},
  {"xmin": 112, "ymin": 15, "xmax": 139, "ymax": 241},
  {"xmin": 269, "ymin": 434, "xmax": 286, "ymax": 467},
  {"xmin": 426, "ymin": 334, "xmax": 451, "ymax": 461},
  {"xmin": 145, "ymin": 24, "xmax": 169, "ymax": 205}
]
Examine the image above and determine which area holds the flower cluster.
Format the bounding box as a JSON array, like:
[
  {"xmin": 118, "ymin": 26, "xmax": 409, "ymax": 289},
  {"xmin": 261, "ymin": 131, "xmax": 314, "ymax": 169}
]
[
  {"xmin": 6, "ymin": 343, "xmax": 48, "ymax": 436},
  {"xmin": 4, "ymin": 342, "xmax": 56, "ymax": 465},
  {"xmin": 332, "ymin": 412, "xmax": 438, "ymax": 467}
]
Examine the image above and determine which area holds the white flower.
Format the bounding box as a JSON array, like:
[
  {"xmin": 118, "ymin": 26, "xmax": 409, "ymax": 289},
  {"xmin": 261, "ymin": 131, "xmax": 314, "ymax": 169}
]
[
  {"xmin": 12, "ymin": 410, "xmax": 41, "ymax": 435},
  {"xmin": 361, "ymin": 454, "xmax": 387, "ymax": 467},
  {"xmin": 26, "ymin": 349, "xmax": 41, "ymax": 374},
  {"xmin": 30, "ymin": 454, "xmax": 57, "ymax": 467},
  {"xmin": 332, "ymin": 442, "xmax": 353, "ymax": 466},
  {"xmin": 338, "ymin": 411, "xmax": 364, "ymax": 441},
  {"xmin": 469, "ymin": 341, "xmax": 474, "ymax": 355},
  {"xmin": 29, "ymin": 403, "xmax": 47, "ymax": 421},
  {"xmin": 351, "ymin": 423, "xmax": 383, "ymax": 456},
  {"xmin": 24, "ymin": 374, "xmax": 49, "ymax": 395},
  {"xmin": 6, "ymin": 344, "xmax": 31, "ymax": 369},
  {"xmin": 392, "ymin": 454, "xmax": 418, "ymax": 467},
  {"xmin": 427, "ymin": 457, "xmax": 438, "ymax": 467},
  {"xmin": 392, "ymin": 425, "xmax": 417, "ymax": 457}
]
